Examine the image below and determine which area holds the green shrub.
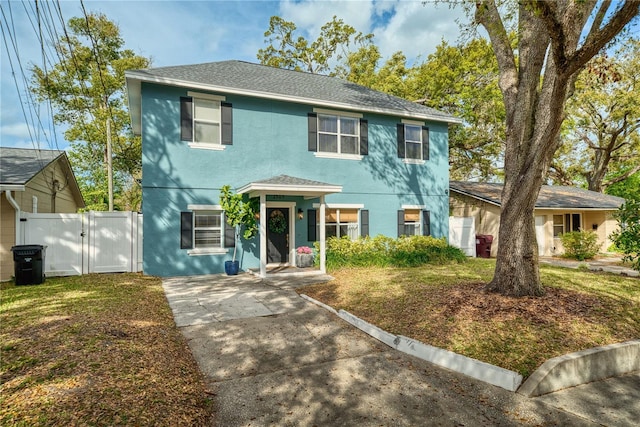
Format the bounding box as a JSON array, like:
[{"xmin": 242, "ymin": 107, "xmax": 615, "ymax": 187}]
[
  {"xmin": 611, "ymin": 199, "xmax": 640, "ymax": 272},
  {"xmin": 560, "ymin": 230, "xmax": 602, "ymax": 261},
  {"xmin": 317, "ymin": 235, "xmax": 466, "ymax": 269}
]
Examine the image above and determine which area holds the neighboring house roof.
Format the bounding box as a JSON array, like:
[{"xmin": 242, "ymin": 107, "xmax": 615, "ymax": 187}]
[
  {"xmin": 0, "ymin": 147, "xmax": 85, "ymax": 207},
  {"xmin": 0, "ymin": 147, "xmax": 64, "ymax": 186},
  {"xmin": 125, "ymin": 60, "xmax": 461, "ymax": 135},
  {"xmin": 450, "ymin": 181, "xmax": 624, "ymax": 210}
]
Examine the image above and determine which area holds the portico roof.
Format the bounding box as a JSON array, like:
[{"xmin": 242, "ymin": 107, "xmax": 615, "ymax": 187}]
[{"xmin": 237, "ymin": 175, "xmax": 342, "ymax": 198}]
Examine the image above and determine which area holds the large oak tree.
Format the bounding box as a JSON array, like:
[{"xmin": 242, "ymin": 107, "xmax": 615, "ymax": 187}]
[{"xmin": 475, "ymin": 1, "xmax": 639, "ymax": 296}]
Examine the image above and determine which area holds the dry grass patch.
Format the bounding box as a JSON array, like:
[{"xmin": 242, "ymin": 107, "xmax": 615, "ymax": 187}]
[
  {"xmin": 300, "ymin": 259, "xmax": 639, "ymax": 378},
  {"xmin": 1, "ymin": 274, "xmax": 212, "ymax": 426}
]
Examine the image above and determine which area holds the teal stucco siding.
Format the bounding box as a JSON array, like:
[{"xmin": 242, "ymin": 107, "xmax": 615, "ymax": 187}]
[{"xmin": 141, "ymin": 82, "xmax": 450, "ymax": 277}]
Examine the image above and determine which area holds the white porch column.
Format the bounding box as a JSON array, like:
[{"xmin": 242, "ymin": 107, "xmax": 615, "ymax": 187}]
[
  {"xmin": 259, "ymin": 193, "xmax": 267, "ymax": 277},
  {"xmin": 319, "ymin": 195, "xmax": 326, "ymax": 274}
]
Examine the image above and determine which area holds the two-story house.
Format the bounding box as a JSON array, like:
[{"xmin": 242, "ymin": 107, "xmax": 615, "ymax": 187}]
[{"xmin": 125, "ymin": 60, "xmax": 459, "ymax": 277}]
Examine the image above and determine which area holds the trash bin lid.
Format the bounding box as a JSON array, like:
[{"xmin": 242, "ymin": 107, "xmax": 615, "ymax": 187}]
[{"xmin": 10, "ymin": 245, "xmax": 46, "ymax": 255}]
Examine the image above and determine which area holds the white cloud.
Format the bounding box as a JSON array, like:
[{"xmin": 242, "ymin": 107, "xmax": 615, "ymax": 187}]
[
  {"xmin": 1, "ymin": 123, "xmax": 33, "ymax": 139},
  {"xmin": 374, "ymin": 1, "xmax": 469, "ymax": 63}
]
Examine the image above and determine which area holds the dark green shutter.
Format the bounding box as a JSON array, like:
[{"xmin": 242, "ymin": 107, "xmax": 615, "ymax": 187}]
[
  {"xmin": 180, "ymin": 211, "xmax": 193, "ymax": 249},
  {"xmin": 397, "ymin": 124, "xmax": 405, "ymax": 158},
  {"xmin": 221, "ymin": 102, "xmax": 233, "ymax": 145},
  {"xmin": 308, "ymin": 209, "xmax": 317, "ymax": 241},
  {"xmin": 360, "ymin": 209, "xmax": 369, "ymax": 237},
  {"xmin": 360, "ymin": 119, "xmax": 368, "ymax": 155},
  {"xmin": 422, "ymin": 126, "xmax": 429, "ymax": 160},
  {"xmin": 180, "ymin": 97, "xmax": 193, "ymax": 141},
  {"xmin": 308, "ymin": 113, "xmax": 318, "ymax": 151},
  {"xmin": 397, "ymin": 210, "xmax": 404, "ymax": 237},
  {"xmin": 422, "ymin": 210, "xmax": 431, "ymax": 236}
]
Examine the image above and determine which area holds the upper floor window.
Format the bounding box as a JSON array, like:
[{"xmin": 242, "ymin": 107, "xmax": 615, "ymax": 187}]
[
  {"xmin": 308, "ymin": 109, "xmax": 368, "ymax": 159},
  {"xmin": 180, "ymin": 92, "xmax": 232, "ymax": 150},
  {"xmin": 397, "ymin": 121, "xmax": 429, "ymax": 163}
]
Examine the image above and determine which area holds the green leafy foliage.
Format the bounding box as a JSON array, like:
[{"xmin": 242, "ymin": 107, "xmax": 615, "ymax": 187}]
[
  {"xmin": 318, "ymin": 235, "xmax": 466, "ymax": 270},
  {"xmin": 257, "ymin": 15, "xmax": 373, "ymax": 75},
  {"xmin": 30, "ymin": 13, "xmax": 150, "ymax": 211},
  {"xmin": 219, "ymin": 185, "xmax": 258, "ymax": 262},
  {"xmin": 560, "ymin": 230, "xmax": 602, "ymax": 261},
  {"xmin": 611, "ymin": 199, "xmax": 640, "ymax": 271},
  {"xmin": 551, "ymin": 39, "xmax": 640, "ymax": 192}
]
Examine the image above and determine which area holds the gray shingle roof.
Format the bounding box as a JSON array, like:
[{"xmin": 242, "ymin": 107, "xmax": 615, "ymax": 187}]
[
  {"xmin": 126, "ymin": 60, "xmax": 458, "ymax": 123},
  {"xmin": 0, "ymin": 147, "xmax": 64, "ymax": 185},
  {"xmin": 450, "ymin": 181, "xmax": 624, "ymax": 209},
  {"xmin": 251, "ymin": 175, "xmax": 337, "ymax": 187}
]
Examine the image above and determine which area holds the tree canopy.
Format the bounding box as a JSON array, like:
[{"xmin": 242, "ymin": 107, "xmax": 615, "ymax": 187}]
[{"xmin": 30, "ymin": 12, "xmax": 150, "ymax": 211}]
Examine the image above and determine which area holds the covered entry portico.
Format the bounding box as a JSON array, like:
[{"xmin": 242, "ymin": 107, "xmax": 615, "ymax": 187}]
[{"xmin": 237, "ymin": 175, "xmax": 342, "ymax": 278}]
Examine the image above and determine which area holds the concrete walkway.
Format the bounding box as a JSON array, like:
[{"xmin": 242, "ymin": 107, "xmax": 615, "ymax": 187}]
[
  {"xmin": 163, "ymin": 273, "xmax": 639, "ymax": 426},
  {"xmin": 540, "ymin": 255, "xmax": 639, "ymax": 277}
]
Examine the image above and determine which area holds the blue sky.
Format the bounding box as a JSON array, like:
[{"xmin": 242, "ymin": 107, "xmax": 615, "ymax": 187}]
[{"xmin": 0, "ymin": 0, "xmax": 469, "ymax": 151}]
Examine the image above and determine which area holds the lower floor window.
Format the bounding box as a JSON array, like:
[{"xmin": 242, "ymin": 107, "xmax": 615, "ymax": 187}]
[
  {"xmin": 402, "ymin": 209, "xmax": 421, "ymax": 236},
  {"xmin": 194, "ymin": 210, "xmax": 223, "ymax": 248},
  {"xmin": 553, "ymin": 213, "xmax": 581, "ymax": 237},
  {"xmin": 320, "ymin": 208, "xmax": 359, "ymax": 240}
]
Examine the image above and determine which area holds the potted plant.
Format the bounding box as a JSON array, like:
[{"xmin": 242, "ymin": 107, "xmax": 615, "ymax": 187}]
[
  {"xmin": 296, "ymin": 246, "xmax": 314, "ymax": 268},
  {"xmin": 219, "ymin": 185, "xmax": 258, "ymax": 275}
]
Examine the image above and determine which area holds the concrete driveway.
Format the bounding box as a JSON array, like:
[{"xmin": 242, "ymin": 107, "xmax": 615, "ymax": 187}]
[{"xmin": 163, "ymin": 273, "xmax": 637, "ymax": 426}]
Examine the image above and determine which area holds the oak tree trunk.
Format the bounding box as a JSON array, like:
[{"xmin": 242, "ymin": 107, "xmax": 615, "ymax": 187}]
[{"xmin": 475, "ymin": 1, "xmax": 639, "ymax": 296}]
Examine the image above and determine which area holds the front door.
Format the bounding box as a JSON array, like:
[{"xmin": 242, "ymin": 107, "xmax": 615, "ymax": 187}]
[{"xmin": 267, "ymin": 208, "xmax": 289, "ymax": 263}]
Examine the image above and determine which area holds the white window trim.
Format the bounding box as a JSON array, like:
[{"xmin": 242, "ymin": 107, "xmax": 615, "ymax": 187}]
[
  {"xmin": 316, "ymin": 205, "xmax": 362, "ymax": 240},
  {"xmin": 403, "ymin": 123, "xmax": 424, "ymax": 162},
  {"xmin": 188, "ymin": 142, "xmax": 226, "ymax": 151},
  {"xmin": 186, "ymin": 204, "xmax": 228, "ymax": 256},
  {"xmin": 188, "ymin": 93, "xmax": 225, "ymax": 148},
  {"xmin": 313, "ymin": 107, "xmax": 363, "ymax": 118},
  {"xmin": 402, "ymin": 206, "xmax": 423, "ymax": 236},
  {"xmin": 187, "ymin": 91, "xmax": 226, "ymax": 101},
  {"xmin": 402, "ymin": 204, "xmax": 426, "ymax": 210},
  {"xmin": 315, "ymin": 112, "xmax": 361, "ymax": 158},
  {"xmin": 402, "ymin": 158, "xmax": 425, "ymax": 165},
  {"xmin": 314, "ymin": 152, "xmax": 363, "ymax": 161},
  {"xmin": 401, "ymin": 118, "xmax": 425, "ymax": 126}
]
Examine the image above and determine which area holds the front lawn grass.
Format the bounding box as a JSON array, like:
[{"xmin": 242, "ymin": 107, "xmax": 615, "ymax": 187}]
[
  {"xmin": 0, "ymin": 274, "xmax": 212, "ymax": 426},
  {"xmin": 299, "ymin": 258, "xmax": 640, "ymax": 378}
]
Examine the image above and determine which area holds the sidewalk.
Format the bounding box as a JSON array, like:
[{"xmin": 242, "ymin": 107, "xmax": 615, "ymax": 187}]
[
  {"xmin": 539, "ymin": 255, "xmax": 639, "ymax": 277},
  {"xmin": 163, "ymin": 273, "xmax": 638, "ymax": 426}
]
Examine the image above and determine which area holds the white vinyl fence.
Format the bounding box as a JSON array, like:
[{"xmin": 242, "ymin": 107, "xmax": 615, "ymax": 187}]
[
  {"xmin": 449, "ymin": 216, "xmax": 476, "ymax": 257},
  {"xmin": 20, "ymin": 211, "xmax": 142, "ymax": 276}
]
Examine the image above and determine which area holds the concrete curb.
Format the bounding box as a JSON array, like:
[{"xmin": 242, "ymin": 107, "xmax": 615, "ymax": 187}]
[
  {"xmin": 301, "ymin": 294, "xmax": 523, "ymax": 391},
  {"xmin": 518, "ymin": 339, "xmax": 640, "ymax": 397}
]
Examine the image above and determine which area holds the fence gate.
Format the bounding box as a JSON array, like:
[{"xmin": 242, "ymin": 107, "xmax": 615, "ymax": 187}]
[
  {"xmin": 449, "ymin": 216, "xmax": 476, "ymax": 257},
  {"xmin": 21, "ymin": 211, "xmax": 142, "ymax": 276}
]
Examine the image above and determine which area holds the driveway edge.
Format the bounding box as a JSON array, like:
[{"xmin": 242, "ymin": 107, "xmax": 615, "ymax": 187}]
[
  {"xmin": 300, "ymin": 294, "xmax": 523, "ymax": 391},
  {"xmin": 518, "ymin": 339, "xmax": 640, "ymax": 397}
]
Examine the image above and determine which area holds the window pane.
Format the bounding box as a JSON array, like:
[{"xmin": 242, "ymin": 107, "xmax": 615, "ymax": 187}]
[
  {"xmin": 326, "ymin": 225, "xmax": 337, "ymax": 238},
  {"xmin": 339, "ymin": 225, "xmax": 349, "ymax": 237},
  {"xmin": 195, "ymin": 122, "xmax": 220, "ymax": 144},
  {"xmin": 341, "ymin": 136, "xmax": 358, "ymax": 154},
  {"xmin": 404, "ymin": 209, "xmax": 420, "ymax": 222},
  {"xmin": 347, "ymin": 224, "xmax": 359, "ymax": 240},
  {"xmin": 405, "ymin": 125, "xmax": 421, "ymax": 142},
  {"xmin": 339, "ymin": 209, "xmax": 358, "ymax": 223},
  {"xmin": 195, "ymin": 212, "xmax": 221, "ymax": 227},
  {"xmin": 404, "ymin": 223, "xmax": 420, "ymax": 236},
  {"xmin": 319, "ymin": 115, "xmax": 338, "ymax": 133},
  {"xmin": 553, "ymin": 226, "xmax": 564, "ymax": 238},
  {"xmin": 319, "ymin": 134, "xmax": 338, "ymax": 152},
  {"xmin": 194, "ymin": 99, "xmax": 220, "ymax": 122},
  {"xmin": 341, "ymin": 118, "xmax": 357, "ymax": 135},
  {"xmin": 553, "ymin": 215, "xmax": 563, "ymax": 225},
  {"xmin": 406, "ymin": 142, "xmax": 422, "ymax": 160},
  {"xmin": 326, "ymin": 209, "xmax": 338, "ymax": 222},
  {"xmin": 195, "ymin": 229, "xmax": 221, "ymax": 247}
]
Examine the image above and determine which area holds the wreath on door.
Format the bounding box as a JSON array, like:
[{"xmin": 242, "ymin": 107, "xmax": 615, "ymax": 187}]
[{"xmin": 269, "ymin": 210, "xmax": 287, "ymax": 234}]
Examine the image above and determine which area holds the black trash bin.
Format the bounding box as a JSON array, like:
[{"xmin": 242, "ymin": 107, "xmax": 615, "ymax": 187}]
[
  {"xmin": 10, "ymin": 245, "xmax": 47, "ymax": 285},
  {"xmin": 475, "ymin": 235, "xmax": 494, "ymax": 258}
]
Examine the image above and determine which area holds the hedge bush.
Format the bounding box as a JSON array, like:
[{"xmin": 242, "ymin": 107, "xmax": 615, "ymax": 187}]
[
  {"xmin": 560, "ymin": 230, "xmax": 602, "ymax": 261},
  {"xmin": 317, "ymin": 235, "xmax": 467, "ymax": 269}
]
